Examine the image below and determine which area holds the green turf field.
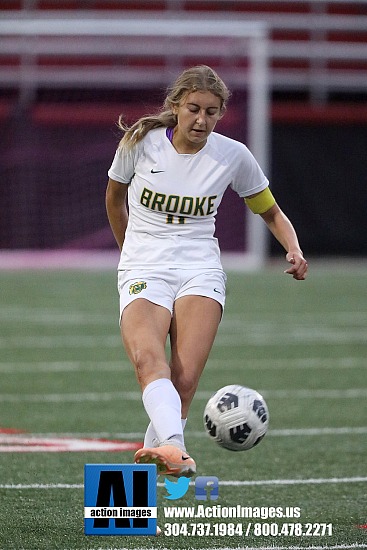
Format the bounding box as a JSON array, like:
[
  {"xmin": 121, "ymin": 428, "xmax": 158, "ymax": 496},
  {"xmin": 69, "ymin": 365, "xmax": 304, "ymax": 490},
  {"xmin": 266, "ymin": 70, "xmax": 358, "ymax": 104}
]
[{"xmin": 0, "ymin": 265, "xmax": 366, "ymax": 550}]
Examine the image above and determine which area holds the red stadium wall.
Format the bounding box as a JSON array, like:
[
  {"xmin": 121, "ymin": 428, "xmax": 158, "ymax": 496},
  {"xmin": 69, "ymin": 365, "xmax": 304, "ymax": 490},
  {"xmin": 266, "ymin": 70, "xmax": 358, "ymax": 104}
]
[
  {"xmin": 1, "ymin": 102, "xmax": 367, "ymax": 256},
  {"xmin": 0, "ymin": 99, "xmax": 249, "ymax": 252}
]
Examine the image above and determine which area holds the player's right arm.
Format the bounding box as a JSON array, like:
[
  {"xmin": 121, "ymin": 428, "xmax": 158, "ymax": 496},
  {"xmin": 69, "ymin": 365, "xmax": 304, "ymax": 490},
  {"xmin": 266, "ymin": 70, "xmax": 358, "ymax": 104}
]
[{"xmin": 105, "ymin": 178, "xmax": 129, "ymax": 251}]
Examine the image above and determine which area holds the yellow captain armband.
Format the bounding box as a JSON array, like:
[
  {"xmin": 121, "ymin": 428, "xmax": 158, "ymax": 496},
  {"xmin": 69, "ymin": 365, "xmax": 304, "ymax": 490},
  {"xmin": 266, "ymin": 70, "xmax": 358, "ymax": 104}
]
[{"xmin": 244, "ymin": 187, "xmax": 276, "ymax": 214}]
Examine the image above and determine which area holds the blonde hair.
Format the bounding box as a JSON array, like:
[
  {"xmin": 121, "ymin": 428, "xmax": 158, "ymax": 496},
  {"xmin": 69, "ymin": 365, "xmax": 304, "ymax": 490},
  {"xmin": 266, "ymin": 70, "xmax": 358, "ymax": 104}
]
[{"xmin": 118, "ymin": 65, "xmax": 230, "ymax": 149}]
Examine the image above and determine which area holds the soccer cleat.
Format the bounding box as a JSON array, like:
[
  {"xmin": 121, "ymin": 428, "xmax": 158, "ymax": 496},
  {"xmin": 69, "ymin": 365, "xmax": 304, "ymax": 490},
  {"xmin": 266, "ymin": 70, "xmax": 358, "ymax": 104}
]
[{"xmin": 134, "ymin": 444, "xmax": 196, "ymax": 478}]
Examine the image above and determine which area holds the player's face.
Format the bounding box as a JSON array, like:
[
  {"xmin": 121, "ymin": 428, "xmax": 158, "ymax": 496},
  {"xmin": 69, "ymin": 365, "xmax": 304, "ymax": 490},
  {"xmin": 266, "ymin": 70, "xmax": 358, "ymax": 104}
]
[{"xmin": 172, "ymin": 91, "xmax": 222, "ymax": 154}]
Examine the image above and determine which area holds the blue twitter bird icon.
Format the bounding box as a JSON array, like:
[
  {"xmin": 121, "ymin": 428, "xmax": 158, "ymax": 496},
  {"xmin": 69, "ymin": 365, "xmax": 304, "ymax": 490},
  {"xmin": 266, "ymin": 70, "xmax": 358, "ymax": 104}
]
[{"xmin": 164, "ymin": 477, "xmax": 190, "ymax": 500}]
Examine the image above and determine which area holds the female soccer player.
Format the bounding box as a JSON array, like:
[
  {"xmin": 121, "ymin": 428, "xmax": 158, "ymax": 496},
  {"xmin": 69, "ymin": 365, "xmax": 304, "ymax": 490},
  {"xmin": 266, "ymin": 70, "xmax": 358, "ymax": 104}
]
[{"xmin": 106, "ymin": 65, "xmax": 308, "ymax": 478}]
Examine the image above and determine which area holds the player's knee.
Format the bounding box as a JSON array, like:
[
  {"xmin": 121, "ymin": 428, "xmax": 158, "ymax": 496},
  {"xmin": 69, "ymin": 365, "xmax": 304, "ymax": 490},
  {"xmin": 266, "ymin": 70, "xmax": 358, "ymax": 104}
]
[
  {"xmin": 133, "ymin": 349, "xmax": 168, "ymax": 386},
  {"xmin": 133, "ymin": 348, "xmax": 155, "ymax": 375}
]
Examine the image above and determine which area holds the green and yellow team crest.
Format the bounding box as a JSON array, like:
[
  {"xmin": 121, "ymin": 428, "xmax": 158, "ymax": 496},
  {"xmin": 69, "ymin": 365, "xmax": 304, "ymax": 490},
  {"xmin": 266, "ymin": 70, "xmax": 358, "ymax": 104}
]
[{"xmin": 129, "ymin": 281, "xmax": 147, "ymax": 295}]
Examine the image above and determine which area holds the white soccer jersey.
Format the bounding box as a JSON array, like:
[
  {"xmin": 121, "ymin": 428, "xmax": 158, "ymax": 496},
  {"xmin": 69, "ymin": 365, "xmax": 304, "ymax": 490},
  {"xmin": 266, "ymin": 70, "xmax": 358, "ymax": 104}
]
[{"xmin": 108, "ymin": 127, "xmax": 269, "ymax": 270}]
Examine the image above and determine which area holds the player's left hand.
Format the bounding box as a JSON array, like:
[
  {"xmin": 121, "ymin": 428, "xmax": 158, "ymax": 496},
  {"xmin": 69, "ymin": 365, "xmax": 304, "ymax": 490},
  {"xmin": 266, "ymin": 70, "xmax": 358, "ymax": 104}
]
[{"xmin": 284, "ymin": 251, "xmax": 308, "ymax": 280}]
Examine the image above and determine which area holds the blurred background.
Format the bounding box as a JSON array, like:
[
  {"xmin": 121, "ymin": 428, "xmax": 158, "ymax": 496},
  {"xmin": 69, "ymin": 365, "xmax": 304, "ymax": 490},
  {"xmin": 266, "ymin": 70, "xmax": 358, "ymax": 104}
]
[{"xmin": 1, "ymin": 0, "xmax": 367, "ymax": 268}]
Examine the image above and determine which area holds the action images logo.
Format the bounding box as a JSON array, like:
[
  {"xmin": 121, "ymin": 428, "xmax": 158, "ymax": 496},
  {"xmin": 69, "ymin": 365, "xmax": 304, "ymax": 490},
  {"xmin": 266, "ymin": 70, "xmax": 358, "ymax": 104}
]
[{"xmin": 84, "ymin": 463, "xmax": 157, "ymax": 536}]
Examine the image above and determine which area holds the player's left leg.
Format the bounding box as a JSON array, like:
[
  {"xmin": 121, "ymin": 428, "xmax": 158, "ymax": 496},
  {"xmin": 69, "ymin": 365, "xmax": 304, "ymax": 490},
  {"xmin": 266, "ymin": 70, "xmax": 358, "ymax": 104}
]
[{"xmin": 169, "ymin": 295, "xmax": 222, "ymax": 419}]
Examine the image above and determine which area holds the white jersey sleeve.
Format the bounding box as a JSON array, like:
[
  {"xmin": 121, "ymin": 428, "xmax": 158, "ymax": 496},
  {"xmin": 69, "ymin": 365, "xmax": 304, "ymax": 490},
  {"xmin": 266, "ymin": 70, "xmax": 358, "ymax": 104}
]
[
  {"xmin": 108, "ymin": 141, "xmax": 142, "ymax": 184},
  {"xmin": 208, "ymin": 133, "xmax": 269, "ymax": 198}
]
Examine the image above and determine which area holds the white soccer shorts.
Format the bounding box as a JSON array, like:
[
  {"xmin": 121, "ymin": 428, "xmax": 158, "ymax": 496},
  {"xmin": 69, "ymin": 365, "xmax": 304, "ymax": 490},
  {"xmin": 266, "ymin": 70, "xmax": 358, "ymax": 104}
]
[{"xmin": 118, "ymin": 268, "xmax": 226, "ymax": 319}]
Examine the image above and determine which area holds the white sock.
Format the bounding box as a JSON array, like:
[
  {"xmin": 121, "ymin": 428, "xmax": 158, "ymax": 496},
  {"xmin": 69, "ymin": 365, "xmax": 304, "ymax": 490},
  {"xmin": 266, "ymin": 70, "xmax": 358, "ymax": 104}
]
[
  {"xmin": 142, "ymin": 378, "xmax": 184, "ymax": 447},
  {"xmin": 144, "ymin": 418, "xmax": 187, "ymax": 448},
  {"xmin": 143, "ymin": 422, "xmax": 159, "ymax": 448}
]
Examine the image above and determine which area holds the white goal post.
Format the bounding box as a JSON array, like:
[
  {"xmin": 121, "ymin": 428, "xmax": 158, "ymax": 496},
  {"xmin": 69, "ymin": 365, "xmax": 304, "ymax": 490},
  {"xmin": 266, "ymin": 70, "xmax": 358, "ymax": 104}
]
[{"xmin": 0, "ymin": 13, "xmax": 270, "ymax": 270}]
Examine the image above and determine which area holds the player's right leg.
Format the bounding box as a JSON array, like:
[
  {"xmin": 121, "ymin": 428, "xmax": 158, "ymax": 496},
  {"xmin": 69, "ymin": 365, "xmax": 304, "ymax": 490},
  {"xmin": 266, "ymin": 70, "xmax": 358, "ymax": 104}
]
[
  {"xmin": 120, "ymin": 297, "xmax": 196, "ymax": 477},
  {"xmin": 121, "ymin": 297, "xmax": 172, "ymax": 388}
]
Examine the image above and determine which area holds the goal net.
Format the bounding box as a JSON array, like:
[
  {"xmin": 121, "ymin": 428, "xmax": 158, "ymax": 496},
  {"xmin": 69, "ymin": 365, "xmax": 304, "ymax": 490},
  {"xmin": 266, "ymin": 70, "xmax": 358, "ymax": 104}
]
[{"xmin": 0, "ymin": 13, "xmax": 269, "ymax": 269}]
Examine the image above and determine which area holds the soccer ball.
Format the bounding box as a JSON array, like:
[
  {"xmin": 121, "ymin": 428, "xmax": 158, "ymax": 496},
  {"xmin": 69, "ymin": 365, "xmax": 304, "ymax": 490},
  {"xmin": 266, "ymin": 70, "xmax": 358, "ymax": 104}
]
[{"xmin": 203, "ymin": 384, "xmax": 269, "ymax": 451}]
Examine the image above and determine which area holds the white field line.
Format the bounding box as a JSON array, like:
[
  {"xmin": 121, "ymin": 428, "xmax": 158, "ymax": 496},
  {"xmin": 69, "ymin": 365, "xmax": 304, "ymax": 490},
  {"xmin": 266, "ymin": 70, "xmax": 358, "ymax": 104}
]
[
  {"xmin": 0, "ymin": 391, "xmax": 140, "ymax": 402},
  {"xmin": 29, "ymin": 426, "xmax": 367, "ymax": 440},
  {"xmin": 60, "ymin": 546, "xmax": 367, "ymax": 550},
  {"xmin": 266, "ymin": 426, "xmax": 367, "ymax": 437},
  {"xmin": 1, "ymin": 328, "xmax": 367, "ymax": 348},
  {"xmin": 0, "ymin": 388, "xmax": 367, "ymax": 403},
  {"xmin": 223, "ymin": 312, "xmax": 367, "ymax": 325},
  {"xmin": 0, "ymin": 335, "xmax": 121, "ymax": 349},
  {"xmin": 0, "ymin": 361, "xmax": 131, "ymax": 373},
  {"xmin": 0, "ymin": 307, "xmax": 113, "ymax": 325},
  {"xmin": 52, "ymin": 545, "xmax": 367, "ymax": 550},
  {"xmin": 0, "ymin": 434, "xmax": 142, "ymax": 453},
  {"xmin": 0, "ymin": 356, "xmax": 365, "ymax": 373},
  {"xmin": 215, "ymin": 331, "xmax": 367, "ymax": 346},
  {"xmin": 1, "ymin": 306, "xmax": 365, "ymax": 325},
  {"xmin": 46, "ymin": 545, "xmax": 367, "ymax": 550},
  {"xmin": 1, "ymin": 476, "xmax": 366, "ymax": 490},
  {"xmin": 216, "ymin": 477, "xmax": 367, "ymax": 487}
]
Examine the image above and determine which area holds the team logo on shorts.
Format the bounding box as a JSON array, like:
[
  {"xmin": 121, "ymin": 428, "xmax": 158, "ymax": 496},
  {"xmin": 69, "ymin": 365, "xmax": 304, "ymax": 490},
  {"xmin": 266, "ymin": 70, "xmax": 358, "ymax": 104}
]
[{"xmin": 129, "ymin": 281, "xmax": 147, "ymax": 295}]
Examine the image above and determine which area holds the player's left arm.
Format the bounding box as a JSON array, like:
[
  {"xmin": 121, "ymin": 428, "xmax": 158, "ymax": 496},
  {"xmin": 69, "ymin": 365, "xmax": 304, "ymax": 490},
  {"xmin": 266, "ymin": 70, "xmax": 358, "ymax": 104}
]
[{"xmin": 245, "ymin": 188, "xmax": 308, "ymax": 281}]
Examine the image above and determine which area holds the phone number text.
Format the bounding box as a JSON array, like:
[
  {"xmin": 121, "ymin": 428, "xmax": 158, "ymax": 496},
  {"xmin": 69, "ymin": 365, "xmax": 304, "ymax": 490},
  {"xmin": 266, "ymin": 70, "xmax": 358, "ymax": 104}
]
[{"xmin": 164, "ymin": 522, "xmax": 333, "ymax": 537}]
